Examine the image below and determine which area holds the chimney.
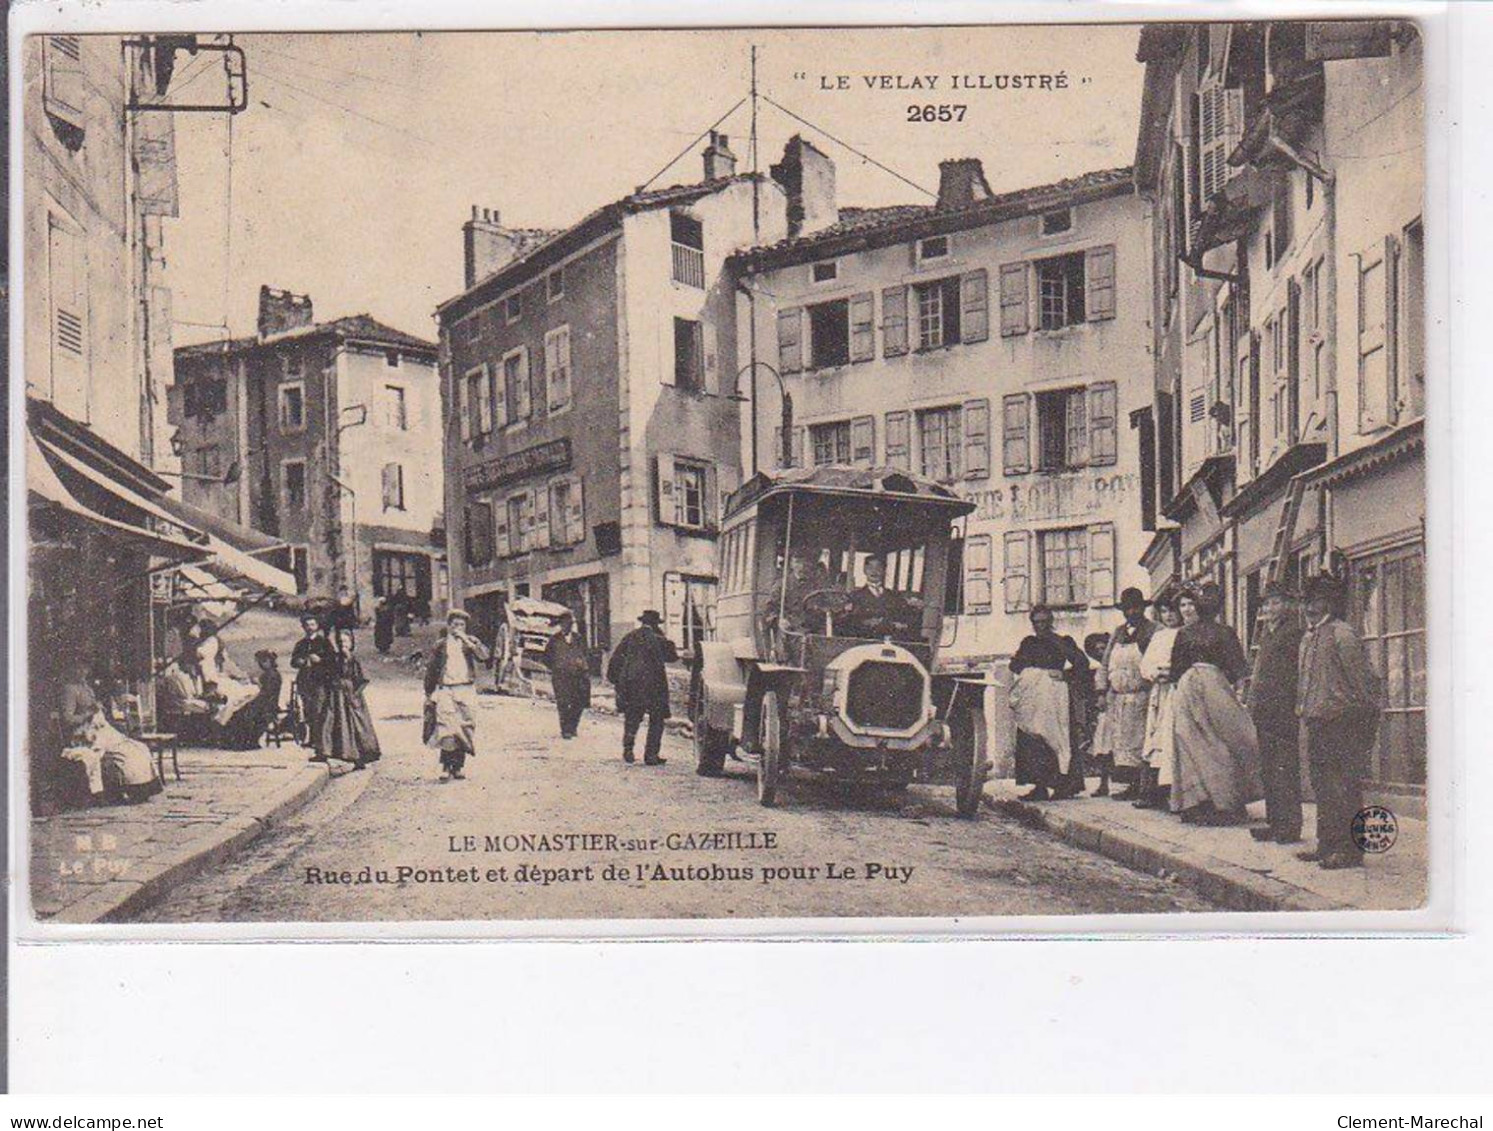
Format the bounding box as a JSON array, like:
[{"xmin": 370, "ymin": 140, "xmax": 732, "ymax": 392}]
[
  {"xmin": 257, "ymin": 286, "xmax": 314, "ymax": 338},
  {"xmin": 770, "ymin": 135, "xmax": 838, "ymax": 237},
  {"xmin": 462, "ymin": 205, "xmax": 530, "ymax": 290},
  {"xmin": 936, "ymin": 158, "xmax": 994, "ymax": 210},
  {"xmin": 702, "ymin": 130, "xmax": 737, "ymax": 180}
]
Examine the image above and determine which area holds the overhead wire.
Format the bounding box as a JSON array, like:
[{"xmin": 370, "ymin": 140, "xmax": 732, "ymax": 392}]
[
  {"xmin": 634, "ymin": 98, "xmax": 746, "ymax": 192},
  {"xmin": 759, "ymin": 93, "xmax": 937, "ymax": 199}
]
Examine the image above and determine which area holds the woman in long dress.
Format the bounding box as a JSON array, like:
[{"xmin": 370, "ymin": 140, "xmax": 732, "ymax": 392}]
[
  {"xmin": 190, "ymin": 619, "xmax": 259, "ymax": 728},
  {"xmin": 1169, "ymin": 583, "xmax": 1263, "ymax": 825},
  {"xmin": 1091, "ymin": 588, "xmax": 1155, "ymax": 799},
  {"xmin": 1136, "ymin": 594, "xmax": 1183, "ymax": 809},
  {"xmin": 315, "ymin": 630, "xmax": 382, "ymax": 769},
  {"xmin": 57, "ymin": 661, "xmax": 162, "ymax": 806},
  {"xmin": 1008, "ymin": 605, "xmax": 1090, "ymax": 801}
]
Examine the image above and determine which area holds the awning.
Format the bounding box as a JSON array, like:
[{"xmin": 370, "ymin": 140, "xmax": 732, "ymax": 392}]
[
  {"xmin": 153, "ymin": 490, "xmax": 287, "ymax": 558},
  {"xmin": 27, "ymin": 432, "xmax": 207, "ymax": 562},
  {"xmin": 36, "ymin": 435, "xmax": 297, "ymax": 596}
]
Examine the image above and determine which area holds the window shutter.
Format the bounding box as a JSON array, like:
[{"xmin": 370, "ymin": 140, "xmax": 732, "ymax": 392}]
[
  {"xmin": 546, "ymin": 326, "xmax": 571, "ymax": 411},
  {"xmin": 849, "ymin": 293, "xmax": 875, "ymax": 362},
  {"xmin": 568, "ymin": 476, "xmax": 586, "ymax": 545},
  {"xmin": 1087, "ymin": 382, "xmax": 1118, "ymax": 466},
  {"xmin": 1002, "ymin": 393, "xmax": 1031, "ymax": 475},
  {"xmin": 964, "ymin": 533, "xmax": 993, "ymax": 615},
  {"xmin": 777, "ymin": 308, "xmax": 803, "ymax": 374},
  {"xmin": 492, "ymin": 498, "xmax": 510, "ymax": 559},
  {"xmin": 656, "ymin": 453, "xmax": 677, "ymax": 525},
  {"xmin": 1384, "ymin": 233, "xmax": 1401, "ymax": 425},
  {"xmin": 663, "ymin": 574, "xmax": 687, "ymax": 646},
  {"xmin": 881, "ymin": 286, "xmax": 908, "ymax": 357},
  {"xmin": 1087, "ymin": 523, "xmax": 1116, "ymax": 608},
  {"xmin": 381, "ymin": 463, "xmax": 395, "ymax": 509},
  {"xmin": 486, "ymin": 363, "xmax": 504, "ymax": 430},
  {"xmin": 999, "ymin": 262, "xmax": 1029, "ymax": 336},
  {"xmin": 44, "ymin": 37, "xmax": 85, "ymax": 127},
  {"xmin": 850, "ymin": 415, "xmax": 876, "ymax": 466},
  {"xmin": 1086, "ymin": 245, "xmax": 1117, "ymax": 321},
  {"xmin": 704, "ymin": 464, "xmax": 720, "ymax": 530},
  {"xmin": 520, "ymin": 492, "xmax": 536, "ymax": 551},
  {"xmin": 702, "ymin": 321, "xmax": 719, "ymax": 393},
  {"xmin": 1066, "ymin": 392, "xmax": 1090, "ymax": 468},
  {"xmin": 533, "ymin": 482, "xmax": 552, "ymax": 549},
  {"xmin": 1358, "ymin": 248, "xmax": 1389, "ymax": 433},
  {"xmin": 791, "ymin": 427, "xmax": 806, "ymax": 469},
  {"xmin": 47, "ymin": 216, "xmax": 87, "ymax": 414},
  {"xmin": 884, "ymin": 410, "xmax": 911, "ymax": 469},
  {"xmin": 457, "ymin": 371, "xmax": 472, "ymax": 441},
  {"xmin": 514, "ymin": 347, "xmax": 532, "ymax": 420},
  {"xmin": 960, "ymin": 270, "xmax": 990, "ymax": 343},
  {"xmin": 962, "ymin": 398, "xmax": 990, "ymax": 479},
  {"xmin": 1002, "ymin": 531, "xmax": 1031, "ymax": 614},
  {"xmin": 475, "ymin": 366, "xmax": 493, "ymax": 434}
]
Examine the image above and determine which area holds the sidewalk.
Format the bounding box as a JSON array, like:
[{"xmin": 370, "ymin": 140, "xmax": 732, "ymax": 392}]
[
  {"xmin": 30, "ymin": 744, "xmax": 332, "ymax": 924},
  {"xmin": 984, "ymin": 779, "xmax": 1427, "ymax": 913}
]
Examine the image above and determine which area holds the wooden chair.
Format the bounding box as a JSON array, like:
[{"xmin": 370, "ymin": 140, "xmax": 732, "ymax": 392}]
[{"xmin": 119, "ymin": 694, "xmax": 181, "ymax": 784}]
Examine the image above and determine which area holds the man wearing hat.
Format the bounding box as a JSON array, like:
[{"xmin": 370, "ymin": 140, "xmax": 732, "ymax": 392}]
[
  {"xmin": 1246, "ymin": 580, "xmax": 1306, "ymax": 844},
  {"xmin": 1296, "ymin": 574, "xmax": 1383, "ymax": 869},
  {"xmin": 1091, "ymin": 587, "xmax": 1156, "ymax": 799},
  {"xmin": 605, "ymin": 610, "xmax": 679, "ymax": 765},
  {"xmin": 423, "ymin": 608, "xmax": 490, "ymax": 780}
]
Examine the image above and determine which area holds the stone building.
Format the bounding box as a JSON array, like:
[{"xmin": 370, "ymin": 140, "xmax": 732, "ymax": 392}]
[{"xmin": 171, "ymin": 287, "xmax": 444, "ymax": 614}]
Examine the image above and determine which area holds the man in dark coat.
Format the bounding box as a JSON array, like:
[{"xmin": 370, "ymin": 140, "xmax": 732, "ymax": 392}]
[
  {"xmin": 846, "ymin": 556, "xmax": 920, "ymax": 640},
  {"xmin": 606, "ymin": 609, "xmax": 678, "ymax": 765},
  {"xmin": 544, "ymin": 612, "xmax": 592, "ymax": 740},
  {"xmin": 289, "ymin": 614, "xmax": 336, "ymax": 751},
  {"xmin": 1247, "ymin": 581, "xmax": 1305, "ymax": 844}
]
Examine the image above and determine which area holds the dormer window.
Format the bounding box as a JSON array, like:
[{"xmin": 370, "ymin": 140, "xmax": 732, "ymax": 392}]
[
  {"xmin": 811, "ymin": 261, "xmax": 838, "ymax": 283},
  {"xmin": 1040, "ymin": 208, "xmax": 1073, "ymax": 236},
  {"xmin": 505, "ymin": 294, "xmax": 522, "ymax": 323},
  {"xmin": 918, "ymin": 235, "xmax": 950, "ymax": 262}
]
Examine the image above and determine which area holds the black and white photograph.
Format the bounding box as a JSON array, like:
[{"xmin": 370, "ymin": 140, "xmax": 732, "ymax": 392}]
[{"xmin": 14, "ymin": 18, "xmax": 1433, "ymax": 932}]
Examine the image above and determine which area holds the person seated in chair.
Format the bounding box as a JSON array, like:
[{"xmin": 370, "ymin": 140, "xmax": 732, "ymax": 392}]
[
  {"xmin": 845, "ymin": 556, "xmax": 921, "ymax": 641},
  {"xmin": 156, "ymin": 659, "xmax": 215, "ymax": 744}
]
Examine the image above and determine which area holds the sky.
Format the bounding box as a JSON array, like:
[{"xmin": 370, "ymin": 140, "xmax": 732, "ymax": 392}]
[{"xmin": 166, "ymin": 26, "xmax": 1145, "ymax": 347}]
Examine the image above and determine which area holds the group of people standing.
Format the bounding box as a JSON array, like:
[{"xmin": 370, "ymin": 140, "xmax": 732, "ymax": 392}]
[
  {"xmin": 291, "ymin": 614, "xmax": 383, "ymax": 770},
  {"xmin": 1009, "ymin": 574, "xmax": 1384, "ymax": 870}
]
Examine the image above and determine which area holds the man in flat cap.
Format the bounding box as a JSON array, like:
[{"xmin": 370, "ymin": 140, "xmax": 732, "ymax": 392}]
[
  {"xmin": 1247, "ymin": 580, "xmax": 1305, "ymax": 844},
  {"xmin": 606, "ymin": 610, "xmax": 679, "ymax": 765},
  {"xmin": 424, "ymin": 608, "xmax": 490, "ymax": 781}
]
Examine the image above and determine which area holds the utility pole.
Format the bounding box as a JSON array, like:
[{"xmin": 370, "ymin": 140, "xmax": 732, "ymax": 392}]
[{"xmin": 748, "ymin": 44, "xmax": 761, "ymax": 476}]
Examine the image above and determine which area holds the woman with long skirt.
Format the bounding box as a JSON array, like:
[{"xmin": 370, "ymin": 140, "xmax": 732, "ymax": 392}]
[
  {"xmin": 1169, "ymin": 583, "xmax": 1262, "ymax": 826},
  {"xmin": 316, "ymin": 630, "xmax": 382, "ymax": 770},
  {"xmin": 1136, "ymin": 595, "xmax": 1183, "ymax": 809},
  {"xmin": 57, "ymin": 660, "xmax": 162, "ymax": 806},
  {"xmin": 1008, "ymin": 605, "xmax": 1090, "ymax": 801}
]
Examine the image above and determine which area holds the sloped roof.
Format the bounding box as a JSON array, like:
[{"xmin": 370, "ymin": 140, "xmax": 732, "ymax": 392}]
[
  {"xmin": 727, "ymin": 464, "xmax": 975, "ymax": 519},
  {"xmin": 439, "ymin": 174, "xmax": 768, "ymax": 323},
  {"xmin": 732, "ymin": 167, "xmax": 1136, "ymax": 271},
  {"xmin": 175, "ymin": 314, "xmax": 436, "ymax": 360}
]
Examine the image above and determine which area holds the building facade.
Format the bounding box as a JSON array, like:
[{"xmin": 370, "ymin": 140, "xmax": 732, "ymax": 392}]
[
  {"xmin": 436, "ymin": 134, "xmax": 789, "ymax": 660},
  {"xmin": 732, "ymin": 158, "xmax": 1155, "ymax": 665},
  {"xmin": 171, "ymin": 288, "xmax": 445, "ymax": 614},
  {"xmin": 1133, "ymin": 20, "xmax": 1425, "ymax": 801}
]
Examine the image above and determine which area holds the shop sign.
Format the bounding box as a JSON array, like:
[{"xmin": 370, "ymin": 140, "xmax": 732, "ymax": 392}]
[{"xmin": 463, "ymin": 438, "xmax": 571, "ymax": 494}]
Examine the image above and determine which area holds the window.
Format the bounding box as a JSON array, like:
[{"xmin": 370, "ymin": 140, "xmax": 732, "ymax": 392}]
[
  {"xmin": 1036, "ymin": 252, "xmax": 1086, "ymax": 330},
  {"xmin": 674, "ymin": 462, "xmax": 708, "ymax": 529},
  {"xmin": 465, "ymin": 501, "xmax": 494, "ymax": 566},
  {"xmin": 284, "ymin": 354, "xmax": 302, "ymax": 378},
  {"xmin": 289, "ymin": 547, "xmax": 309, "ymax": 594},
  {"xmin": 548, "ymin": 477, "xmax": 586, "ymax": 546},
  {"xmin": 1196, "ymin": 84, "xmax": 1244, "ymax": 206},
  {"xmin": 670, "ymin": 212, "xmax": 705, "ymax": 288},
  {"xmin": 811, "ymin": 421, "xmax": 851, "ymax": 466},
  {"xmin": 917, "ymin": 235, "xmax": 949, "ymax": 262},
  {"xmin": 461, "ymin": 367, "xmax": 491, "ymax": 441},
  {"xmin": 278, "ymin": 382, "xmax": 305, "ymax": 433},
  {"xmin": 283, "ymin": 460, "xmax": 306, "ymax": 510},
  {"xmin": 1040, "ymin": 208, "xmax": 1072, "ymax": 236},
  {"xmin": 505, "ymin": 294, "xmax": 522, "ymax": 323},
  {"xmin": 663, "ymin": 574, "xmax": 718, "ymax": 653},
  {"xmin": 43, "ymin": 36, "xmax": 85, "ymax": 132},
  {"xmin": 1038, "ymin": 527, "xmax": 1088, "ymax": 607},
  {"xmin": 545, "ymin": 325, "xmax": 573, "ymax": 412},
  {"xmin": 506, "ymin": 493, "xmax": 532, "ymax": 555},
  {"xmin": 674, "ymin": 318, "xmax": 705, "ymax": 391},
  {"xmin": 807, "ymin": 300, "xmax": 850, "ymax": 368},
  {"xmin": 381, "ymin": 462, "xmax": 406, "ymax": 512},
  {"xmin": 1036, "ymin": 388, "xmax": 1087, "ymax": 471},
  {"xmin": 547, "ymin": 269, "xmax": 564, "ymax": 302},
  {"xmin": 811, "ymin": 261, "xmax": 838, "ymax": 283},
  {"xmin": 502, "ymin": 347, "xmax": 531, "ymax": 425},
  {"xmin": 918, "ymin": 406, "xmax": 963, "ymax": 482},
  {"xmin": 184, "ymin": 378, "xmax": 227, "ymax": 421},
  {"xmin": 192, "ymin": 445, "xmax": 222, "ymax": 478},
  {"xmin": 1351, "ymin": 545, "xmax": 1426, "ymax": 785},
  {"xmin": 384, "ymin": 385, "xmax": 408, "ymax": 430},
  {"xmin": 384, "ymin": 349, "xmax": 400, "ymax": 368},
  {"xmin": 374, "ymin": 551, "xmax": 429, "ymax": 600},
  {"xmin": 914, "ymin": 276, "xmax": 961, "ymax": 350}
]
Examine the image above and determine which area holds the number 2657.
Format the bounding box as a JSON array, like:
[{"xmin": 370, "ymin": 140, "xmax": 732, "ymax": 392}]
[{"xmin": 907, "ymin": 104, "xmax": 968, "ymax": 122}]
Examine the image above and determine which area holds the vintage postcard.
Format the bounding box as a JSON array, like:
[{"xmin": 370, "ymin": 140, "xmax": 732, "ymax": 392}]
[{"xmin": 12, "ymin": 18, "xmax": 1437, "ymax": 933}]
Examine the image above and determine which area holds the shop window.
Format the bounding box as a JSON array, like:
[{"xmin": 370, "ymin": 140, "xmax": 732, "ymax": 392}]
[{"xmin": 1352, "ymin": 546, "xmax": 1426, "ymax": 785}]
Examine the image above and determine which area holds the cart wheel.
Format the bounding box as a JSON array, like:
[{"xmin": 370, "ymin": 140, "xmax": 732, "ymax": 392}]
[
  {"xmin": 757, "ymin": 690, "xmax": 785, "ymax": 807},
  {"xmin": 693, "ymin": 693, "xmax": 730, "ymax": 778},
  {"xmin": 952, "ymin": 706, "xmax": 989, "ymax": 819}
]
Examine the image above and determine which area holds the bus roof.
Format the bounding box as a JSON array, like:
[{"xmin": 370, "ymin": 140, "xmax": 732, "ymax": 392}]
[{"xmin": 725, "ymin": 465, "xmax": 976, "ymax": 521}]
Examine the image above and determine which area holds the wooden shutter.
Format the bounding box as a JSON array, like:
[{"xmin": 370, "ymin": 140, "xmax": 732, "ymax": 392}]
[
  {"xmin": 1086, "ymin": 245, "xmax": 1116, "ymax": 321},
  {"xmin": 791, "ymin": 427, "xmax": 806, "ymax": 469},
  {"xmin": 962, "ymin": 398, "xmax": 990, "ymax": 479},
  {"xmin": 533, "ymin": 482, "xmax": 552, "ymax": 549},
  {"xmin": 514, "ymin": 346, "xmax": 532, "ymax": 421},
  {"xmin": 881, "ymin": 286, "xmax": 908, "ymax": 357},
  {"xmin": 1002, "ymin": 393, "xmax": 1030, "ymax": 475},
  {"xmin": 1384, "ymin": 234, "xmax": 1401, "ymax": 425},
  {"xmin": 884, "ymin": 410, "xmax": 911, "ymax": 469},
  {"xmin": 1087, "ymin": 382, "xmax": 1118, "ymax": 466},
  {"xmin": 656, "ymin": 453, "xmax": 678, "ymax": 525},
  {"xmin": 850, "ymin": 415, "xmax": 876, "ymax": 466},
  {"xmin": 964, "ymin": 533, "xmax": 993, "ymax": 615},
  {"xmin": 1002, "ymin": 531, "xmax": 1031, "ymax": 614},
  {"xmin": 44, "ymin": 36, "xmax": 85, "ymax": 127},
  {"xmin": 704, "ymin": 464, "xmax": 720, "ymax": 530},
  {"xmin": 777, "ymin": 308, "xmax": 803, "ymax": 374},
  {"xmin": 491, "ymin": 498, "xmax": 510, "ymax": 559},
  {"xmin": 47, "ymin": 216, "xmax": 87, "ymax": 416},
  {"xmin": 456, "ymin": 370, "xmax": 470, "ymax": 440},
  {"xmin": 490, "ymin": 363, "xmax": 507, "ymax": 430},
  {"xmin": 848, "ymin": 293, "xmax": 875, "ymax": 362},
  {"xmin": 961, "ymin": 269, "xmax": 990, "ymax": 343},
  {"xmin": 570, "ymin": 476, "xmax": 587, "ymax": 545},
  {"xmin": 999, "ymin": 262, "xmax": 1029, "ymax": 336},
  {"xmin": 381, "ymin": 463, "xmax": 396, "ymax": 510},
  {"xmin": 520, "ymin": 492, "xmax": 536, "ymax": 551},
  {"xmin": 702, "ymin": 321, "xmax": 719, "ymax": 393},
  {"xmin": 546, "ymin": 326, "xmax": 571, "ymax": 411},
  {"xmin": 1066, "ymin": 392, "xmax": 1090, "ymax": 468},
  {"xmin": 663, "ymin": 573, "xmax": 687, "ymax": 646},
  {"xmin": 1087, "ymin": 523, "xmax": 1116, "ymax": 608}
]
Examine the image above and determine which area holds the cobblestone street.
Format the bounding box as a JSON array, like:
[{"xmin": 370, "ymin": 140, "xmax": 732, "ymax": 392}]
[{"xmin": 138, "ymin": 672, "xmax": 1218, "ymax": 923}]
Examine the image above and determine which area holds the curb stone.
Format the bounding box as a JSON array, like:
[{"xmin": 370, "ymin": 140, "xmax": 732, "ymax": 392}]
[
  {"xmin": 51, "ymin": 761, "xmax": 334, "ymax": 924},
  {"xmin": 987, "ymin": 793, "xmax": 1344, "ymax": 914}
]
